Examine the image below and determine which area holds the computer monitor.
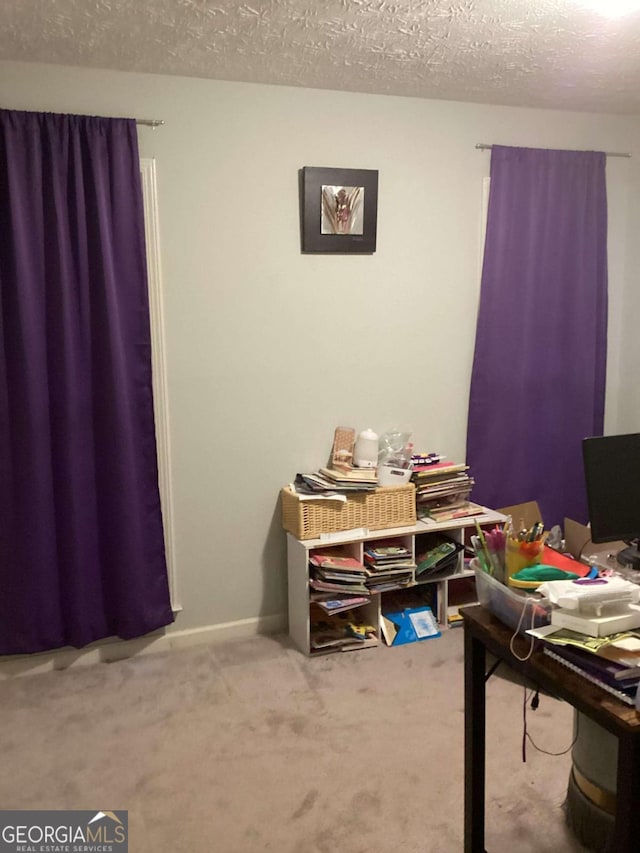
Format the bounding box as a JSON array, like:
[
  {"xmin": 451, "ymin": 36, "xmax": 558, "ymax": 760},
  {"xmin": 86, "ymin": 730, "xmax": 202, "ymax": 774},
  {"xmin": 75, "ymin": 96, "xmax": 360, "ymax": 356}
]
[{"xmin": 582, "ymin": 433, "xmax": 640, "ymax": 570}]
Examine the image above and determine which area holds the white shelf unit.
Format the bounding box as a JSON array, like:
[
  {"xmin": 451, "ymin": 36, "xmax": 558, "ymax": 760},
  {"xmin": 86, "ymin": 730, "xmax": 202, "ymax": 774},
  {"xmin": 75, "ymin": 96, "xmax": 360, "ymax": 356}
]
[{"xmin": 287, "ymin": 508, "xmax": 506, "ymax": 656}]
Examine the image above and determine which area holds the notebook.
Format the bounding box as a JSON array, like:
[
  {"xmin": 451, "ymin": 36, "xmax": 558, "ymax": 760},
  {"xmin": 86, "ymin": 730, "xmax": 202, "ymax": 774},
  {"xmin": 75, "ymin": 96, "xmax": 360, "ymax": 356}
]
[{"xmin": 543, "ymin": 646, "xmax": 638, "ymax": 706}]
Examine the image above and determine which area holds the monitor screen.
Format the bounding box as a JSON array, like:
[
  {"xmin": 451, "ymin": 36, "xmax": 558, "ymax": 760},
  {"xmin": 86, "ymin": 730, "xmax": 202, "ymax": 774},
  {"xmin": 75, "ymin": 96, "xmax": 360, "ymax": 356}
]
[{"xmin": 582, "ymin": 433, "xmax": 640, "ymax": 569}]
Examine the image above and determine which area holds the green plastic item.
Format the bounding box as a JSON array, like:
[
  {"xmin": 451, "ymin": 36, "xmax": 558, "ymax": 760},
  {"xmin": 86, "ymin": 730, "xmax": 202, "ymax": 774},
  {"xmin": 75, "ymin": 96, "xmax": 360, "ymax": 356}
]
[{"xmin": 511, "ymin": 565, "xmax": 579, "ymax": 582}]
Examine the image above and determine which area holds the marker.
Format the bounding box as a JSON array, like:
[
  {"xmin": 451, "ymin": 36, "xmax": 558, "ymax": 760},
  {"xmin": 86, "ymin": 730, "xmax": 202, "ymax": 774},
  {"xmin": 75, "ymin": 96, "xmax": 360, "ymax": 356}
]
[{"xmin": 474, "ymin": 519, "xmax": 492, "ymax": 572}]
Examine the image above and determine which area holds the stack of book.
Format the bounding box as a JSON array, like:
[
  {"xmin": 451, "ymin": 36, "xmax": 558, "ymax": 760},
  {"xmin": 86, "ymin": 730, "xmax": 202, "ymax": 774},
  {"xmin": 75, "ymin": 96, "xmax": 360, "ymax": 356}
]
[
  {"xmin": 293, "ymin": 467, "xmax": 377, "ymax": 497},
  {"xmin": 542, "ymin": 630, "xmax": 640, "ymax": 706},
  {"xmin": 410, "ymin": 457, "xmax": 483, "ymax": 522},
  {"xmin": 309, "ymin": 552, "xmax": 370, "ymax": 598},
  {"xmin": 363, "ymin": 540, "xmax": 416, "ymax": 593},
  {"xmin": 309, "ymin": 606, "xmax": 378, "ymax": 652},
  {"xmin": 415, "ymin": 533, "xmax": 463, "ymax": 578},
  {"xmin": 312, "ymin": 595, "xmax": 371, "ymax": 616},
  {"xmin": 318, "ymin": 467, "xmax": 377, "ymax": 488}
]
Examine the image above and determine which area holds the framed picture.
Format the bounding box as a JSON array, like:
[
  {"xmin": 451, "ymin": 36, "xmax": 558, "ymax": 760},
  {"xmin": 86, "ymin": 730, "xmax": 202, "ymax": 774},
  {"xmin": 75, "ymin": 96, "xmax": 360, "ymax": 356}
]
[{"xmin": 299, "ymin": 166, "xmax": 378, "ymax": 254}]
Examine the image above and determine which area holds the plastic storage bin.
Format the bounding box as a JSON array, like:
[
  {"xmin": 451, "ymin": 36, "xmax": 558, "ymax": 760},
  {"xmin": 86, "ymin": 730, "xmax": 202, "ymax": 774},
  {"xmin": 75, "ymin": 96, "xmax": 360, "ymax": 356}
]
[{"xmin": 474, "ymin": 563, "xmax": 551, "ymax": 634}]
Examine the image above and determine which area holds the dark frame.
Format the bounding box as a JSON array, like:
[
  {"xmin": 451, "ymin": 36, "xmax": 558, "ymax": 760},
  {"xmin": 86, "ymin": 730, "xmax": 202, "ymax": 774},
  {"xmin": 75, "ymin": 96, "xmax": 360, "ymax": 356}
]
[{"xmin": 299, "ymin": 166, "xmax": 378, "ymax": 254}]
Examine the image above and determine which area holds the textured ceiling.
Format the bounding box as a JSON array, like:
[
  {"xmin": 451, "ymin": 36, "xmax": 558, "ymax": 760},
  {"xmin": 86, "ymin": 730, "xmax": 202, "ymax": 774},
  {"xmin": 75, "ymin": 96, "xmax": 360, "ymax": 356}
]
[{"xmin": 2, "ymin": 0, "xmax": 640, "ymax": 114}]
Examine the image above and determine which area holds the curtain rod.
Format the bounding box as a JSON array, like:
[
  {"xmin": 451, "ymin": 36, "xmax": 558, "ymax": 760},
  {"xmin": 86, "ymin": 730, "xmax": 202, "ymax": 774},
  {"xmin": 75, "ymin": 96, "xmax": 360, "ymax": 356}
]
[
  {"xmin": 136, "ymin": 119, "xmax": 164, "ymax": 128},
  {"xmin": 475, "ymin": 143, "xmax": 630, "ymax": 158}
]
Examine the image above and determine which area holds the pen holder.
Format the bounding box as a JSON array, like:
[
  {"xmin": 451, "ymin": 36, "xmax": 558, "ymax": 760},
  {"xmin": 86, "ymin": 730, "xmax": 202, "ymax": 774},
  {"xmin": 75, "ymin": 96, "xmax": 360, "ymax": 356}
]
[{"xmin": 505, "ymin": 537, "xmax": 544, "ymax": 582}]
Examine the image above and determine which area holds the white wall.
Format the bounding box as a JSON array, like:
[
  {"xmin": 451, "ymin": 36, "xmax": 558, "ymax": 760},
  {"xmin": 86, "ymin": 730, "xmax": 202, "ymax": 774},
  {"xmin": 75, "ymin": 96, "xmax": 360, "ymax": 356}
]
[
  {"xmin": 616, "ymin": 154, "xmax": 640, "ymax": 431},
  {"xmin": 1, "ymin": 60, "xmax": 639, "ymax": 636}
]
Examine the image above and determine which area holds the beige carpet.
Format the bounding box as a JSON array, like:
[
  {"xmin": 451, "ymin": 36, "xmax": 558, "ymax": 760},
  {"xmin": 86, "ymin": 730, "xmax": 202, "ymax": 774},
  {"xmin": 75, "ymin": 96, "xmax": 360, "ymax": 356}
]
[{"xmin": 0, "ymin": 627, "xmax": 589, "ymax": 852}]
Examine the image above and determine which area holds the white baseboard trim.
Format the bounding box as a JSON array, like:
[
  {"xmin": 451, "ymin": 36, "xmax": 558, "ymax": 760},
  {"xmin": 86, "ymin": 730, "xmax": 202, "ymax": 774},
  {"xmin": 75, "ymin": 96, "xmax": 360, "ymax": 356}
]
[{"xmin": 0, "ymin": 613, "xmax": 287, "ymax": 679}]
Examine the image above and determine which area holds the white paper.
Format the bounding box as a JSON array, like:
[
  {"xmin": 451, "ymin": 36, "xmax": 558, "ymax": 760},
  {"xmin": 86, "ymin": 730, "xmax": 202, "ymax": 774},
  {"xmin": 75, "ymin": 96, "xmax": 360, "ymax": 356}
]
[
  {"xmin": 611, "ymin": 637, "xmax": 640, "ymax": 651},
  {"xmin": 409, "ymin": 609, "xmax": 439, "ymax": 639}
]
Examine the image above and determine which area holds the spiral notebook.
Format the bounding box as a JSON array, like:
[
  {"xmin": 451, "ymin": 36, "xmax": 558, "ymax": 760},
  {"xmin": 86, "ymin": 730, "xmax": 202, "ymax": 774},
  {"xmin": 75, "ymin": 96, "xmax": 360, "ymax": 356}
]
[{"xmin": 543, "ymin": 647, "xmax": 638, "ymax": 706}]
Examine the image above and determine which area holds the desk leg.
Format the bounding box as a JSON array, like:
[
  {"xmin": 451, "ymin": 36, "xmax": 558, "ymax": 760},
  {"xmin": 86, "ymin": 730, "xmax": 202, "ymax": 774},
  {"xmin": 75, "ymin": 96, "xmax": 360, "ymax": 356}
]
[
  {"xmin": 612, "ymin": 732, "xmax": 640, "ymax": 852},
  {"xmin": 464, "ymin": 628, "xmax": 486, "ymax": 853}
]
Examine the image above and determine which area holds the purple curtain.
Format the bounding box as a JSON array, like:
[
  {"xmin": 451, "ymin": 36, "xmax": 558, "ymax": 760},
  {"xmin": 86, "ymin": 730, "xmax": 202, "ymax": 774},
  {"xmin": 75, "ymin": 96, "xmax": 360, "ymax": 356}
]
[
  {"xmin": 466, "ymin": 145, "xmax": 608, "ymax": 528},
  {"xmin": 0, "ymin": 109, "xmax": 174, "ymax": 654}
]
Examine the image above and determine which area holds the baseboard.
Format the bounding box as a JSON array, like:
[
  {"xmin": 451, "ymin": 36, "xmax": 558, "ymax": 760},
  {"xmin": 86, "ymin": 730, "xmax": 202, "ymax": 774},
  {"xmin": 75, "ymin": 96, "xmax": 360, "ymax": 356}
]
[{"xmin": 0, "ymin": 613, "xmax": 287, "ymax": 679}]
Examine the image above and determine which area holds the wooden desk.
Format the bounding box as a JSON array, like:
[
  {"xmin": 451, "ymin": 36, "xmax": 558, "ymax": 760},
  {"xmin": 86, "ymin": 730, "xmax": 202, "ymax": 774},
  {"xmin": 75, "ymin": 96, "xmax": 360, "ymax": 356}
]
[{"xmin": 462, "ymin": 604, "xmax": 640, "ymax": 853}]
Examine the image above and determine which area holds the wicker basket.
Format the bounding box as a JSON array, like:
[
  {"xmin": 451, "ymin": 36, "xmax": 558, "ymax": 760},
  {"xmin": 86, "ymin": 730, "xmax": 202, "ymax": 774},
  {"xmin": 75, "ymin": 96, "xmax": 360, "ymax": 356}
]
[{"xmin": 281, "ymin": 483, "xmax": 416, "ymax": 540}]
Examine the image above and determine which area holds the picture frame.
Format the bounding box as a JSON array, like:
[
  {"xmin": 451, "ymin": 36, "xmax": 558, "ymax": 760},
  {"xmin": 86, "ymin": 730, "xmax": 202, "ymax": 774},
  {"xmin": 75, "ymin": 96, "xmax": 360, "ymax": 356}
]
[{"xmin": 299, "ymin": 166, "xmax": 379, "ymax": 254}]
